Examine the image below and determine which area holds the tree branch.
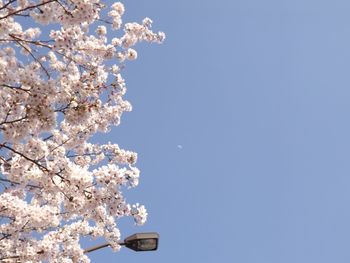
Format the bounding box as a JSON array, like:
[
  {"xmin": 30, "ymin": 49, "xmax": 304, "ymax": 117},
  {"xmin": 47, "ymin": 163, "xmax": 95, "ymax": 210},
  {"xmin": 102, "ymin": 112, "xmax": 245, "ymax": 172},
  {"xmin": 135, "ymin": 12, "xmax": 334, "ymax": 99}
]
[
  {"xmin": 0, "ymin": 0, "xmax": 55, "ymax": 20},
  {"xmin": 0, "ymin": 0, "xmax": 16, "ymax": 11},
  {"xmin": 0, "ymin": 144, "xmax": 49, "ymax": 172},
  {"xmin": 10, "ymin": 35, "xmax": 51, "ymax": 79}
]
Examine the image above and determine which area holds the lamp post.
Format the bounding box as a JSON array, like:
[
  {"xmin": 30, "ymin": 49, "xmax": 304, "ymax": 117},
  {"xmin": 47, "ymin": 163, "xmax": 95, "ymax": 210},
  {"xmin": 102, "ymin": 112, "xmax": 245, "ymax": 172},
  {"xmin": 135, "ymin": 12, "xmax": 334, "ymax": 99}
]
[
  {"xmin": 84, "ymin": 232, "xmax": 159, "ymax": 253},
  {"xmin": 0, "ymin": 233, "xmax": 159, "ymax": 262}
]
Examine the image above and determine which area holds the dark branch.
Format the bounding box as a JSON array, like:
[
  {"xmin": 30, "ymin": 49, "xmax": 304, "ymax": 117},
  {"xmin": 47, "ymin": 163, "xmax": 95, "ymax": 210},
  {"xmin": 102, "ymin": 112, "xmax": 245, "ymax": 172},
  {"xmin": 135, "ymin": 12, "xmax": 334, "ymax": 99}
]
[{"xmin": 0, "ymin": 0, "xmax": 55, "ymax": 20}]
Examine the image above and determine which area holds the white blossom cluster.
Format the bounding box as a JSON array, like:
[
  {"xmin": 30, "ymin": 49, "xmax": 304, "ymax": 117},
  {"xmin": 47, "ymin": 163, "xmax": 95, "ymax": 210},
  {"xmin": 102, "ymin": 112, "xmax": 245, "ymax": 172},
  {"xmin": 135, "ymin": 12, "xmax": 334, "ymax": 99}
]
[{"xmin": 0, "ymin": 0, "xmax": 164, "ymax": 262}]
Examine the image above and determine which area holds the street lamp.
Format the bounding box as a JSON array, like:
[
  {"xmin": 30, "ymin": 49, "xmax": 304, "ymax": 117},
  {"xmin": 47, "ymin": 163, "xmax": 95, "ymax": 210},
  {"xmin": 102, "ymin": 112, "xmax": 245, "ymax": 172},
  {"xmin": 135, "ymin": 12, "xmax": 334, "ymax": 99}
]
[
  {"xmin": 84, "ymin": 232, "xmax": 159, "ymax": 254},
  {"xmin": 0, "ymin": 233, "xmax": 159, "ymax": 262}
]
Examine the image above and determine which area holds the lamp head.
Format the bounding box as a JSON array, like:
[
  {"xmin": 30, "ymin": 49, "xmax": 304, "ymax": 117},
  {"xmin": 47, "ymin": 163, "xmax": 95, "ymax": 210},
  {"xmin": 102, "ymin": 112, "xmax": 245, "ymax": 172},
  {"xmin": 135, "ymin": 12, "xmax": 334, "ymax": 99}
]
[{"xmin": 124, "ymin": 232, "xmax": 159, "ymax": 252}]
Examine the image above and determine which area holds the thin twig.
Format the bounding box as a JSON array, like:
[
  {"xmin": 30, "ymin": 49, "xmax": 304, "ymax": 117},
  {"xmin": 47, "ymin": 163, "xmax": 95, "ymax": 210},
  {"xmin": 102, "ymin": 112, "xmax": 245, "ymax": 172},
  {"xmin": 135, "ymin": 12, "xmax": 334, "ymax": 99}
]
[
  {"xmin": 0, "ymin": 0, "xmax": 55, "ymax": 20},
  {"xmin": 0, "ymin": 114, "xmax": 27, "ymax": 126},
  {"xmin": 0, "ymin": 0, "xmax": 16, "ymax": 11},
  {"xmin": 10, "ymin": 35, "xmax": 50, "ymax": 79},
  {"xmin": 0, "ymin": 177, "xmax": 42, "ymax": 189},
  {"xmin": 0, "ymin": 84, "xmax": 31, "ymax": 93},
  {"xmin": 0, "ymin": 144, "xmax": 49, "ymax": 171}
]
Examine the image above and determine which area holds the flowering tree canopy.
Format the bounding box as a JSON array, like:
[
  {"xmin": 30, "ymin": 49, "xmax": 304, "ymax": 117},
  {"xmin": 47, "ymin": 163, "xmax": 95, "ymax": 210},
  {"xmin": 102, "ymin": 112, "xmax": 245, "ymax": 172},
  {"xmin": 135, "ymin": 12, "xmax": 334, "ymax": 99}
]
[{"xmin": 0, "ymin": 0, "xmax": 164, "ymax": 261}]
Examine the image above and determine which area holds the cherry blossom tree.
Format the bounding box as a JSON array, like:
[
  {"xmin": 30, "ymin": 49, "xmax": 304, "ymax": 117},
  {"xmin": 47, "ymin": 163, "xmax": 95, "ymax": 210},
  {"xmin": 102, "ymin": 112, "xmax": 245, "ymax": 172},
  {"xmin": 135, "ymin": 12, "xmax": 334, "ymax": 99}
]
[{"xmin": 0, "ymin": 0, "xmax": 164, "ymax": 261}]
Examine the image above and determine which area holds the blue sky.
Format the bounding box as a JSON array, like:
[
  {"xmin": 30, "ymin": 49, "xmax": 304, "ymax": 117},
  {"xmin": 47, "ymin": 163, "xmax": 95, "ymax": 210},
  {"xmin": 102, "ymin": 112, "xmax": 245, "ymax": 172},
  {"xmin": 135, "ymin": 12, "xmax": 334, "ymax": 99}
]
[{"xmin": 88, "ymin": 0, "xmax": 350, "ymax": 262}]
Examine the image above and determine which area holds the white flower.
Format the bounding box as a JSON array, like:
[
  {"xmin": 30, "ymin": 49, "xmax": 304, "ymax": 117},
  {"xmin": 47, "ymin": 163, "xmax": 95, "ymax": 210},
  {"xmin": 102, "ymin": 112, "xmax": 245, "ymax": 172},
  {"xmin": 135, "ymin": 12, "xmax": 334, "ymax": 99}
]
[
  {"xmin": 132, "ymin": 204, "xmax": 148, "ymax": 225},
  {"xmin": 111, "ymin": 2, "xmax": 125, "ymax": 15},
  {"xmin": 126, "ymin": 48, "xmax": 137, "ymax": 60},
  {"xmin": 111, "ymin": 37, "xmax": 122, "ymax": 46},
  {"xmin": 142, "ymin": 17, "xmax": 153, "ymax": 27},
  {"xmin": 96, "ymin": 25, "xmax": 107, "ymax": 36}
]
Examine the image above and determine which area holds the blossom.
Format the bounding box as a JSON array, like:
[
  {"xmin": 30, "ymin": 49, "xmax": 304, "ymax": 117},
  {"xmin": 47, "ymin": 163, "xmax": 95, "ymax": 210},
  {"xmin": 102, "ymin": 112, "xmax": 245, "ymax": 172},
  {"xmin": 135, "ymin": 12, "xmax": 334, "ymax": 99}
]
[
  {"xmin": 0, "ymin": 0, "xmax": 164, "ymax": 262},
  {"xmin": 132, "ymin": 203, "xmax": 148, "ymax": 225},
  {"xmin": 127, "ymin": 48, "xmax": 137, "ymax": 60},
  {"xmin": 96, "ymin": 25, "xmax": 107, "ymax": 36},
  {"xmin": 111, "ymin": 2, "xmax": 125, "ymax": 15}
]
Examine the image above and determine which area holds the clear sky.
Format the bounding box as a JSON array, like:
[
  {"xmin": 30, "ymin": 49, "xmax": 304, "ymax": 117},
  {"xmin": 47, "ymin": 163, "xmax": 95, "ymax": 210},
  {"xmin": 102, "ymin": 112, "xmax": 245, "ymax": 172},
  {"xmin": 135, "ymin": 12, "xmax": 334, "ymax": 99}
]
[{"xmin": 87, "ymin": 0, "xmax": 350, "ymax": 262}]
